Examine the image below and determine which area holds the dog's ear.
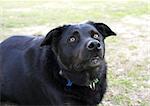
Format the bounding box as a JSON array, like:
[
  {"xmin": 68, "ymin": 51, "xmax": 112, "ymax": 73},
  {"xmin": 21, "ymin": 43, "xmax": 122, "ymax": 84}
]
[
  {"xmin": 87, "ymin": 21, "xmax": 116, "ymax": 38},
  {"xmin": 40, "ymin": 25, "xmax": 68, "ymax": 46}
]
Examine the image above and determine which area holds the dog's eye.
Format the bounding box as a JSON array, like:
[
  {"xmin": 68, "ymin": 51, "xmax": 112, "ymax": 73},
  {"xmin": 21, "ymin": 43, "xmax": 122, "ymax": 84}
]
[
  {"xmin": 69, "ymin": 36, "xmax": 76, "ymax": 43},
  {"xmin": 90, "ymin": 30, "xmax": 99, "ymax": 39},
  {"xmin": 92, "ymin": 34, "xmax": 99, "ymax": 39}
]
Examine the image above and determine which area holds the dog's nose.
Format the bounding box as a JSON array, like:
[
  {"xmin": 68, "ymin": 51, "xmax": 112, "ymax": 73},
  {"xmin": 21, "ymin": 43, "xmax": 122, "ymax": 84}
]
[{"xmin": 87, "ymin": 41, "xmax": 101, "ymax": 50}]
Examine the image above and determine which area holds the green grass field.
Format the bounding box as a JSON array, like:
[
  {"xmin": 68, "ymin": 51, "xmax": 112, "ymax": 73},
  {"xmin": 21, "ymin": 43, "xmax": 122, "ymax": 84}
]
[{"xmin": 0, "ymin": 0, "xmax": 150, "ymax": 106}]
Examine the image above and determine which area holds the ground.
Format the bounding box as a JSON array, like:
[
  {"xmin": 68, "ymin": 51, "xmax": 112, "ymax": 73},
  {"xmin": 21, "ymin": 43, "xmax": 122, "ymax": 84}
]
[{"xmin": 0, "ymin": 0, "xmax": 149, "ymax": 106}]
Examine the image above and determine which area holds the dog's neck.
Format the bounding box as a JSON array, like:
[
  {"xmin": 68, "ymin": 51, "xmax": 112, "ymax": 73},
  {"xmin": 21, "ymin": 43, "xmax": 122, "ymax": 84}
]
[
  {"xmin": 59, "ymin": 69, "xmax": 100, "ymax": 90},
  {"xmin": 49, "ymin": 49, "xmax": 101, "ymax": 90}
]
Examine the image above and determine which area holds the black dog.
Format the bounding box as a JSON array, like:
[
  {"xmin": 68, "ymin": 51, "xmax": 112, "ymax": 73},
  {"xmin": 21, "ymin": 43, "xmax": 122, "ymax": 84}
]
[{"xmin": 0, "ymin": 21, "xmax": 116, "ymax": 105}]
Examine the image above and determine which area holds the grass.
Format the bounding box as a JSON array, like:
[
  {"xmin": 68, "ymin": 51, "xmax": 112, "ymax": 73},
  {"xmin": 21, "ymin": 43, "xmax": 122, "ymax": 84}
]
[
  {"xmin": 0, "ymin": 0, "xmax": 150, "ymax": 106},
  {"xmin": 0, "ymin": 0, "xmax": 149, "ymax": 32}
]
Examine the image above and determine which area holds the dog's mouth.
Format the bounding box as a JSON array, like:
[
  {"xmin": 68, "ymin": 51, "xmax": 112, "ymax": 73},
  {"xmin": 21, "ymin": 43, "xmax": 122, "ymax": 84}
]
[
  {"xmin": 74, "ymin": 56, "xmax": 101, "ymax": 70},
  {"xmin": 88, "ymin": 56, "xmax": 101, "ymax": 67}
]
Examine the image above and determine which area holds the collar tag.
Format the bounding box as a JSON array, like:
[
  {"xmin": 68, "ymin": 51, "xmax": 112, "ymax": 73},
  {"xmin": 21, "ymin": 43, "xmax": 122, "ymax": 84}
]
[
  {"xmin": 89, "ymin": 78, "xmax": 100, "ymax": 90},
  {"xmin": 66, "ymin": 80, "xmax": 73, "ymax": 87}
]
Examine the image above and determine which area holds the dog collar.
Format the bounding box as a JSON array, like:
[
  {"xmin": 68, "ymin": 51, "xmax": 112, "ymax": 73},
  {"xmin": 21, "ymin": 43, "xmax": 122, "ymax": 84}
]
[
  {"xmin": 65, "ymin": 79, "xmax": 100, "ymax": 90},
  {"xmin": 59, "ymin": 70, "xmax": 99, "ymax": 89}
]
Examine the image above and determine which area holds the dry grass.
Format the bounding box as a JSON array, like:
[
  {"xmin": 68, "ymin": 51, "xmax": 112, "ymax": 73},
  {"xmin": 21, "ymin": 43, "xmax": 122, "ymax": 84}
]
[{"xmin": 103, "ymin": 15, "xmax": 150, "ymax": 106}]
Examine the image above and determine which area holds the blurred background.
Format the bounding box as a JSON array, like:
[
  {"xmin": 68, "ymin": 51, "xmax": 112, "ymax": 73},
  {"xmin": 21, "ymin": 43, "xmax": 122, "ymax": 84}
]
[{"xmin": 0, "ymin": 0, "xmax": 149, "ymax": 105}]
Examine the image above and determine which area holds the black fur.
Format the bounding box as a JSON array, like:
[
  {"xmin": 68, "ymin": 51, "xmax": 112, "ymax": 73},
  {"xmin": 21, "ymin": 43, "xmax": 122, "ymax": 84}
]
[{"xmin": 0, "ymin": 21, "xmax": 116, "ymax": 105}]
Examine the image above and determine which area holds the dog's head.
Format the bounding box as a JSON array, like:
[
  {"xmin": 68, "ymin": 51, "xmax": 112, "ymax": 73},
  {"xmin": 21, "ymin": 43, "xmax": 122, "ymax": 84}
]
[{"xmin": 41, "ymin": 21, "xmax": 116, "ymax": 86}]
